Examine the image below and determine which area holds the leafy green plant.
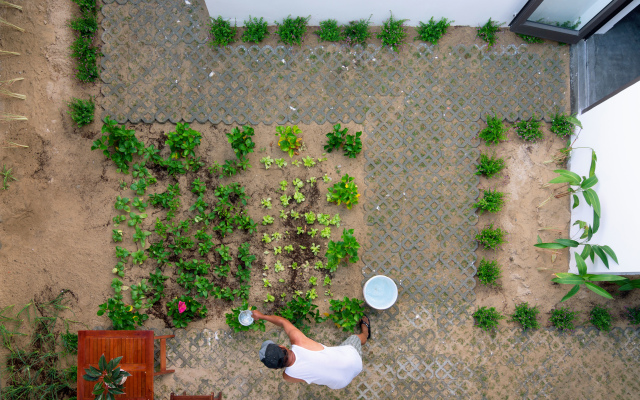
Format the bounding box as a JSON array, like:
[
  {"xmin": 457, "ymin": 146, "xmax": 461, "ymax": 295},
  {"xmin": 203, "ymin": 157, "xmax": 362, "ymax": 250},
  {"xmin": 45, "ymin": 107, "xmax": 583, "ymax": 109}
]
[
  {"xmin": 510, "ymin": 302, "xmax": 540, "ymax": 331},
  {"xmin": 311, "ymin": 243, "xmax": 321, "ymax": 255},
  {"xmin": 322, "ymin": 174, "xmax": 332, "ymax": 183},
  {"xmin": 320, "ymin": 227, "xmax": 331, "ymax": 239},
  {"xmin": 515, "ymin": 116, "xmax": 543, "ymax": 142},
  {"xmin": 517, "ymin": 33, "xmax": 544, "ymax": 44},
  {"xmin": 326, "ymin": 297, "xmax": 365, "ymax": 332},
  {"xmin": 69, "ymin": 11, "xmax": 100, "ymax": 83},
  {"xmin": 260, "ymin": 156, "xmax": 274, "ymax": 169},
  {"xmin": 302, "ymin": 155, "xmax": 316, "ymax": 168},
  {"xmin": 242, "ymin": 16, "xmax": 268, "ymax": 43},
  {"xmin": 280, "ymin": 194, "xmax": 291, "ymax": 207},
  {"xmin": 293, "ymin": 190, "xmax": 305, "ymax": 203},
  {"xmin": 165, "ymin": 122, "xmax": 202, "ymax": 159},
  {"xmin": 590, "ymin": 305, "xmax": 612, "ymax": 332},
  {"xmin": 316, "ymin": 19, "xmax": 343, "ymax": 42},
  {"xmin": 378, "ymin": 13, "xmax": 408, "ymax": 52},
  {"xmin": 415, "ymin": 17, "xmax": 452, "ymax": 44},
  {"xmin": 226, "ymin": 302, "xmax": 266, "ymax": 332},
  {"xmin": 167, "ymin": 295, "xmax": 207, "ymax": 329},
  {"xmin": 550, "ymin": 307, "xmax": 578, "ymax": 331},
  {"xmin": 69, "ymin": 9, "xmax": 98, "ymax": 36},
  {"xmin": 67, "ymin": 97, "xmax": 94, "ymax": 127},
  {"xmin": 275, "ymin": 15, "xmax": 310, "ymax": 45},
  {"xmin": 550, "ymin": 113, "xmax": 582, "ymax": 138},
  {"xmin": 261, "ymin": 197, "xmax": 272, "ymax": 209},
  {"xmin": 292, "ymin": 178, "xmax": 303, "ymax": 189},
  {"xmin": 147, "ymin": 267, "xmax": 168, "ymax": 305},
  {"xmin": 625, "ymin": 306, "xmax": 640, "ymax": 325},
  {"xmin": 343, "ymin": 131, "xmax": 362, "ymax": 158},
  {"xmin": 473, "ymin": 189, "xmax": 505, "ymax": 214},
  {"xmin": 551, "ymin": 252, "xmax": 625, "ymax": 302},
  {"xmin": 82, "ymin": 354, "xmax": 132, "ymax": 400},
  {"xmin": 477, "ymin": 258, "xmax": 501, "ymax": 286},
  {"xmin": 290, "ymin": 210, "xmax": 300, "ymax": 220},
  {"xmin": 262, "ymin": 215, "xmax": 274, "ymax": 225},
  {"xmin": 325, "ymin": 229, "xmax": 360, "ymax": 272},
  {"xmin": 275, "ymin": 125, "xmax": 302, "ymax": 157},
  {"xmin": 343, "ymin": 17, "xmax": 372, "ymax": 46},
  {"xmin": 476, "ymin": 224, "xmax": 507, "ymax": 250},
  {"xmin": 476, "ymin": 153, "xmax": 506, "ymax": 178},
  {"xmin": 97, "ymin": 279, "xmax": 148, "ymax": 330},
  {"xmin": 91, "ymin": 117, "xmax": 145, "ymax": 174},
  {"xmin": 226, "ymin": 125, "xmax": 255, "ymax": 161},
  {"xmin": 0, "ymin": 164, "xmax": 17, "ymax": 190},
  {"xmin": 477, "ymin": 18, "xmax": 503, "ymax": 48},
  {"xmin": 479, "ymin": 114, "xmax": 508, "ymax": 145},
  {"xmin": 278, "ymin": 296, "xmax": 324, "ymax": 334},
  {"xmin": 473, "ymin": 306, "xmax": 504, "ymax": 331},
  {"xmin": 327, "ymin": 174, "xmax": 360, "ymax": 209},
  {"xmin": 307, "ymin": 176, "xmax": 317, "ymax": 185},
  {"xmin": 208, "ymin": 16, "xmax": 236, "ymax": 46},
  {"xmin": 275, "ymin": 158, "xmax": 287, "ymax": 168}
]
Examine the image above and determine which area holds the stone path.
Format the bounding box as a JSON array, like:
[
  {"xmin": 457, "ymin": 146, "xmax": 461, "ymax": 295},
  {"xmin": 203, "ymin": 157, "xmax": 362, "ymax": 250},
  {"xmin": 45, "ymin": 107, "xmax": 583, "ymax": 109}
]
[{"xmin": 101, "ymin": 1, "xmax": 640, "ymax": 399}]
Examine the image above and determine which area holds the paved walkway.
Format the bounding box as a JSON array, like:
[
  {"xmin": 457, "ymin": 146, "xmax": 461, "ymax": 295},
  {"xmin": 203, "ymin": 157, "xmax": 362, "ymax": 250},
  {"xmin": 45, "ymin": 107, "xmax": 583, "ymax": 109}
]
[{"xmin": 101, "ymin": 1, "xmax": 640, "ymax": 399}]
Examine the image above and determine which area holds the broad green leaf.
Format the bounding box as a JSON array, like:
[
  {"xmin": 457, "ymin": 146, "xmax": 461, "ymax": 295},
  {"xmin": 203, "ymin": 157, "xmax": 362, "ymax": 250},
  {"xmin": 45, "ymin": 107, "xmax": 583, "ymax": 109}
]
[
  {"xmin": 98, "ymin": 354, "xmax": 107, "ymax": 371},
  {"xmin": 82, "ymin": 373, "xmax": 100, "ymax": 382},
  {"xmin": 560, "ymin": 285, "xmax": 581, "ymax": 302},
  {"xmin": 552, "ymin": 276, "xmax": 585, "ymax": 285},
  {"xmin": 588, "ymin": 149, "xmax": 597, "ymax": 177},
  {"xmin": 601, "ymin": 245, "xmax": 618, "ymax": 265},
  {"xmin": 534, "ymin": 242, "xmax": 567, "ymax": 249},
  {"xmin": 580, "ymin": 175, "xmax": 598, "ymax": 189},
  {"xmin": 618, "ymin": 279, "xmax": 640, "ymax": 291},
  {"xmin": 551, "ymin": 169, "xmax": 581, "ymax": 185},
  {"xmin": 555, "ymin": 272, "xmax": 579, "ymax": 279},
  {"xmin": 549, "ymin": 176, "xmax": 579, "ymax": 184},
  {"xmin": 575, "ymin": 252, "xmax": 587, "ymax": 276},
  {"xmin": 555, "ymin": 239, "xmax": 579, "ymax": 247},
  {"xmin": 585, "ymin": 188, "xmax": 601, "ymax": 216},
  {"xmin": 592, "ymin": 245, "xmax": 610, "ymax": 269},
  {"xmin": 572, "ymin": 194, "xmax": 579, "ymax": 209},
  {"xmin": 582, "ymin": 189, "xmax": 593, "ymax": 207},
  {"xmin": 589, "ymin": 274, "xmax": 626, "ymax": 282},
  {"xmin": 584, "ymin": 282, "xmax": 613, "ymax": 299},
  {"xmin": 580, "ymin": 244, "xmax": 591, "ymax": 260}
]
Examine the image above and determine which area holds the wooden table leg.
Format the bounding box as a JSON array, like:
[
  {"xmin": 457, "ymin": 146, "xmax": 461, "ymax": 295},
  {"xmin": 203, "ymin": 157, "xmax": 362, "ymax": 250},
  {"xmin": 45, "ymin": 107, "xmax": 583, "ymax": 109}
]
[{"xmin": 154, "ymin": 335, "xmax": 175, "ymax": 376}]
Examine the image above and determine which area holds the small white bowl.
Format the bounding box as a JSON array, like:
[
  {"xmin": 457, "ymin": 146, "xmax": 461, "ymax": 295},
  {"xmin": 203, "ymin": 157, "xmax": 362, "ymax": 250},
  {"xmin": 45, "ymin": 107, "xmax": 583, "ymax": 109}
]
[{"xmin": 363, "ymin": 275, "xmax": 398, "ymax": 310}]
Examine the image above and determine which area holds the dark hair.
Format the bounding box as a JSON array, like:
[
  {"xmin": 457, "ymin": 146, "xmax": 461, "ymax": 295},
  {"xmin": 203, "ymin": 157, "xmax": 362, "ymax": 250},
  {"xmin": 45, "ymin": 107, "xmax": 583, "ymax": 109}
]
[{"xmin": 281, "ymin": 348, "xmax": 289, "ymax": 368}]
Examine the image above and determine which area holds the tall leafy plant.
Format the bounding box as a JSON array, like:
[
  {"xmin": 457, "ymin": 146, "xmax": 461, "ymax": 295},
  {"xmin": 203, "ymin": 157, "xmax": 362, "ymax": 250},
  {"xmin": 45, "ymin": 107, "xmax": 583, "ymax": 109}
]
[{"xmin": 551, "ymin": 252, "xmax": 625, "ymax": 302}]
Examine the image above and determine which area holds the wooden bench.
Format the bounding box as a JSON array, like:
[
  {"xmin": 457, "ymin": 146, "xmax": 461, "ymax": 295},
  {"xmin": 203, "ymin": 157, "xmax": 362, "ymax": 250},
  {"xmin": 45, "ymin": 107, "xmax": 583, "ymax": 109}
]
[
  {"xmin": 77, "ymin": 330, "xmax": 175, "ymax": 399},
  {"xmin": 169, "ymin": 392, "xmax": 222, "ymax": 400}
]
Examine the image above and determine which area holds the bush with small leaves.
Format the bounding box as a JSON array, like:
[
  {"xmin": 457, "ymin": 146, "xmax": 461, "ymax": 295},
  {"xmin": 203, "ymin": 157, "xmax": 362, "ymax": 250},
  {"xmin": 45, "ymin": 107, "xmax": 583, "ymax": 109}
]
[
  {"xmin": 477, "ymin": 258, "xmax": 501, "ymax": 286},
  {"xmin": 242, "ymin": 16, "xmax": 268, "ymax": 43},
  {"xmin": 316, "ymin": 19, "xmax": 343, "ymax": 42},
  {"xmin": 477, "ymin": 18, "xmax": 503, "ymax": 48},
  {"xmin": 510, "ymin": 302, "xmax": 540, "ymax": 331},
  {"xmin": 550, "ymin": 113, "xmax": 581, "ymax": 138},
  {"xmin": 517, "ymin": 33, "xmax": 544, "ymax": 44},
  {"xmin": 415, "ymin": 17, "xmax": 452, "ymax": 44},
  {"xmin": 343, "ymin": 17, "xmax": 372, "ymax": 46},
  {"xmin": 67, "ymin": 97, "xmax": 95, "ymax": 127},
  {"xmin": 479, "ymin": 114, "xmax": 508, "ymax": 145},
  {"xmin": 590, "ymin": 305, "xmax": 612, "ymax": 332},
  {"xmin": 625, "ymin": 306, "xmax": 640, "ymax": 325},
  {"xmin": 378, "ymin": 13, "xmax": 408, "ymax": 52},
  {"xmin": 550, "ymin": 307, "xmax": 579, "ymax": 331},
  {"xmin": 515, "ymin": 117, "xmax": 543, "ymax": 142},
  {"xmin": 473, "ymin": 189, "xmax": 505, "ymax": 214},
  {"xmin": 476, "ymin": 224, "xmax": 507, "ymax": 250},
  {"xmin": 276, "ymin": 15, "xmax": 310, "ymax": 46},
  {"xmin": 208, "ymin": 16, "xmax": 236, "ymax": 46},
  {"xmin": 473, "ymin": 306, "xmax": 504, "ymax": 331},
  {"xmin": 476, "ymin": 153, "xmax": 506, "ymax": 178}
]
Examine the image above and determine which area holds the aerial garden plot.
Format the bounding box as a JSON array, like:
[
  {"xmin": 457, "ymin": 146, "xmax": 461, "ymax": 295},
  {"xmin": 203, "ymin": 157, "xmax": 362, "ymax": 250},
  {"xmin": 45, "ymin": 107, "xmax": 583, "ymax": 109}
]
[{"xmin": 2, "ymin": 1, "xmax": 640, "ymax": 399}]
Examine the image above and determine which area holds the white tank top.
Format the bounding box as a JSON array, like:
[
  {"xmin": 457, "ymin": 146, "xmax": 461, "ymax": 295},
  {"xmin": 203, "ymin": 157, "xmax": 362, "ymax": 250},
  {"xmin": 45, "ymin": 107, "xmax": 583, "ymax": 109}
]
[{"xmin": 284, "ymin": 344, "xmax": 363, "ymax": 389}]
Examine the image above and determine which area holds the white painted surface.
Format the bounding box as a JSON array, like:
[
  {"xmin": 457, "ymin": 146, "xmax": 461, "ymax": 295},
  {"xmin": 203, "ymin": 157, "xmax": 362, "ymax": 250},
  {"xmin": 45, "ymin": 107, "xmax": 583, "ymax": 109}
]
[
  {"xmin": 596, "ymin": 0, "xmax": 640, "ymax": 34},
  {"xmin": 202, "ymin": 0, "xmax": 528, "ymax": 27},
  {"xmin": 568, "ymin": 80, "xmax": 640, "ymax": 275}
]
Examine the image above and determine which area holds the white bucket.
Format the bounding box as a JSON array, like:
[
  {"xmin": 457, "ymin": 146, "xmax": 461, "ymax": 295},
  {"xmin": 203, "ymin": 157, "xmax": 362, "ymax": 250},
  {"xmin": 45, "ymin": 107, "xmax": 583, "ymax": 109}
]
[{"xmin": 363, "ymin": 275, "xmax": 398, "ymax": 310}]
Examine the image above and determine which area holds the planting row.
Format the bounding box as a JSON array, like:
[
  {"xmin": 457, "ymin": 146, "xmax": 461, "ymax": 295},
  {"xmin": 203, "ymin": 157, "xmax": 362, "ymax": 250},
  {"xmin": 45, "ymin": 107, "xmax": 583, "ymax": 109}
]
[
  {"xmin": 69, "ymin": 0, "xmax": 99, "ymax": 82},
  {"xmin": 209, "ymin": 15, "xmax": 547, "ymax": 50},
  {"xmin": 92, "ymin": 118, "xmax": 366, "ymax": 332}
]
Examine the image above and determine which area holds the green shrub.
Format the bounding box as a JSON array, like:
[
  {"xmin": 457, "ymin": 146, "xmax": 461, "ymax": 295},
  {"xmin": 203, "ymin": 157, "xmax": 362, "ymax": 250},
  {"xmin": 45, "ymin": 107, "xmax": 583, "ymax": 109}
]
[
  {"xmin": 317, "ymin": 19, "xmax": 343, "ymax": 42},
  {"xmin": 226, "ymin": 125, "xmax": 255, "ymax": 161},
  {"xmin": 550, "ymin": 112, "xmax": 580, "ymax": 138},
  {"xmin": 477, "ymin": 18, "xmax": 503, "ymax": 48},
  {"xmin": 242, "ymin": 16, "xmax": 268, "ymax": 43},
  {"xmin": 477, "ymin": 258, "xmax": 501, "ymax": 286},
  {"xmin": 476, "ymin": 153, "xmax": 506, "ymax": 178},
  {"xmin": 473, "ymin": 306, "xmax": 504, "ymax": 331},
  {"xmin": 625, "ymin": 306, "xmax": 640, "ymax": 325},
  {"xmin": 479, "ymin": 114, "xmax": 508, "ymax": 145},
  {"xmin": 165, "ymin": 122, "xmax": 202, "ymax": 159},
  {"xmin": 550, "ymin": 307, "xmax": 579, "ymax": 331},
  {"xmin": 226, "ymin": 302, "xmax": 266, "ymax": 332},
  {"xmin": 473, "ymin": 189, "xmax": 505, "ymax": 214},
  {"xmin": 590, "ymin": 305, "xmax": 612, "ymax": 332},
  {"xmin": 278, "ymin": 296, "xmax": 325, "ymax": 335},
  {"xmin": 378, "ymin": 13, "xmax": 408, "ymax": 52},
  {"xmin": 91, "ymin": 116, "xmax": 145, "ymax": 174},
  {"xmin": 167, "ymin": 295, "xmax": 207, "ymax": 329},
  {"xmin": 208, "ymin": 16, "xmax": 237, "ymax": 46},
  {"xmin": 325, "ymin": 228, "xmax": 360, "ymax": 272},
  {"xmin": 510, "ymin": 302, "xmax": 540, "ymax": 331},
  {"xmin": 476, "ymin": 224, "xmax": 507, "ymax": 250},
  {"xmin": 515, "ymin": 117, "xmax": 543, "ymax": 142},
  {"xmin": 70, "ymin": 35, "xmax": 100, "ymax": 82},
  {"xmin": 67, "ymin": 97, "xmax": 95, "ymax": 127},
  {"xmin": 517, "ymin": 33, "xmax": 543, "ymax": 44},
  {"xmin": 343, "ymin": 17, "xmax": 372, "ymax": 46},
  {"xmin": 415, "ymin": 17, "xmax": 452, "ymax": 44},
  {"xmin": 276, "ymin": 15, "xmax": 310, "ymax": 45},
  {"xmin": 68, "ymin": 11, "xmax": 98, "ymax": 36},
  {"xmin": 327, "ymin": 297, "xmax": 366, "ymax": 332}
]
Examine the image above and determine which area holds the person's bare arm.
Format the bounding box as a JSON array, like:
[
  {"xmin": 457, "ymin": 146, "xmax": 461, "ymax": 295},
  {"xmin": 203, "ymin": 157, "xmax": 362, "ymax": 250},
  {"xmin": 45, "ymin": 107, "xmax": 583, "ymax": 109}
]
[
  {"xmin": 282, "ymin": 372, "xmax": 305, "ymax": 383},
  {"xmin": 252, "ymin": 311, "xmax": 322, "ymax": 349}
]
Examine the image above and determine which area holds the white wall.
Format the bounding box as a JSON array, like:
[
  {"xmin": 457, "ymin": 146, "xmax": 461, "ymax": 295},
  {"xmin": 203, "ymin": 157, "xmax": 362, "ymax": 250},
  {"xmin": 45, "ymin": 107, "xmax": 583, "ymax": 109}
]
[
  {"xmin": 202, "ymin": 0, "xmax": 528, "ymax": 27},
  {"xmin": 569, "ymin": 80, "xmax": 640, "ymax": 274}
]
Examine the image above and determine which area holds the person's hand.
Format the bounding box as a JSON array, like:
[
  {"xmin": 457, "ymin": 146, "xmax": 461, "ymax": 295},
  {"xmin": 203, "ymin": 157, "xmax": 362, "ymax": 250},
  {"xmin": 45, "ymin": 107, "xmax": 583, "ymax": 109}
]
[{"xmin": 252, "ymin": 310, "xmax": 265, "ymax": 320}]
